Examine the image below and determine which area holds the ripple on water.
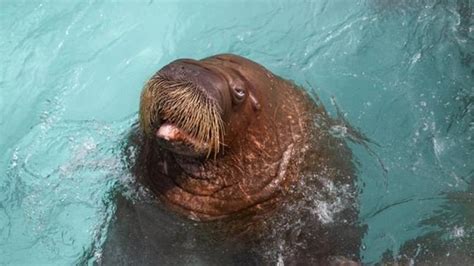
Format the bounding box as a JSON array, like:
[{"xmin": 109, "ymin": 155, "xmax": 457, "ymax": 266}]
[
  {"xmin": 1, "ymin": 0, "xmax": 473, "ymax": 264},
  {"xmin": 0, "ymin": 118, "xmax": 132, "ymax": 264}
]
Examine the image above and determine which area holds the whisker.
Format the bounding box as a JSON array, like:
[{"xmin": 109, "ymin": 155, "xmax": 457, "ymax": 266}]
[{"xmin": 139, "ymin": 75, "xmax": 224, "ymax": 156}]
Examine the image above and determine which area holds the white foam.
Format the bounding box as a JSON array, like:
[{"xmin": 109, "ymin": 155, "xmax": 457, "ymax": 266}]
[{"xmin": 311, "ymin": 177, "xmax": 353, "ymax": 224}]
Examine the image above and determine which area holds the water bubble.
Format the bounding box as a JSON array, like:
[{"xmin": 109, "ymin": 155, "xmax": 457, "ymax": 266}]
[
  {"xmin": 451, "ymin": 226, "xmax": 465, "ymax": 238},
  {"xmin": 329, "ymin": 125, "xmax": 348, "ymax": 138}
]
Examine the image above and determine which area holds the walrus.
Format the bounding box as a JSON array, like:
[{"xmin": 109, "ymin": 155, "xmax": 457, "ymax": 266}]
[{"xmin": 100, "ymin": 54, "xmax": 363, "ymax": 265}]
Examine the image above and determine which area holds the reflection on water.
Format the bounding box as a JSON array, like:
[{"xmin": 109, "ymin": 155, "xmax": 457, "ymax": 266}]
[
  {"xmin": 0, "ymin": 0, "xmax": 472, "ymax": 264},
  {"xmin": 378, "ymin": 180, "xmax": 473, "ymax": 264}
]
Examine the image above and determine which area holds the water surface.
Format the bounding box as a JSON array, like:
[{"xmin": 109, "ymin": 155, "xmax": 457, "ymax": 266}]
[{"xmin": 0, "ymin": 0, "xmax": 472, "ymax": 264}]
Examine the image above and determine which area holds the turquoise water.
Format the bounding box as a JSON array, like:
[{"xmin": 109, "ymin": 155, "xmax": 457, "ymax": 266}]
[{"xmin": 1, "ymin": 0, "xmax": 472, "ymax": 264}]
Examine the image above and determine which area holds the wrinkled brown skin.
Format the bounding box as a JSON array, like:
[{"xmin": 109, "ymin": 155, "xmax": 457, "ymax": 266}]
[
  {"xmin": 100, "ymin": 54, "xmax": 363, "ymax": 265},
  {"xmin": 139, "ymin": 54, "xmax": 348, "ymax": 221}
]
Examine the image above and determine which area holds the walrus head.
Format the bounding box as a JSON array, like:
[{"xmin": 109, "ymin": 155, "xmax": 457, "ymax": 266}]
[
  {"xmin": 135, "ymin": 54, "xmax": 353, "ymax": 225},
  {"xmin": 139, "ymin": 55, "xmax": 260, "ymax": 158}
]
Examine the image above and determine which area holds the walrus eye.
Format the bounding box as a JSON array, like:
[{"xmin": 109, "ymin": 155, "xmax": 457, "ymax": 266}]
[{"xmin": 232, "ymin": 87, "xmax": 246, "ymax": 104}]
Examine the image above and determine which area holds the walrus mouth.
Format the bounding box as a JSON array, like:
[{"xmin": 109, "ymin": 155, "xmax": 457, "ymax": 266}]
[{"xmin": 139, "ymin": 75, "xmax": 224, "ymax": 156}]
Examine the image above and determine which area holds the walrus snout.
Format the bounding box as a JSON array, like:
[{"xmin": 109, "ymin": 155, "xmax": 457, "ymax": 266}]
[
  {"xmin": 157, "ymin": 59, "xmax": 231, "ymax": 114},
  {"xmin": 139, "ymin": 59, "xmax": 231, "ymax": 157}
]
